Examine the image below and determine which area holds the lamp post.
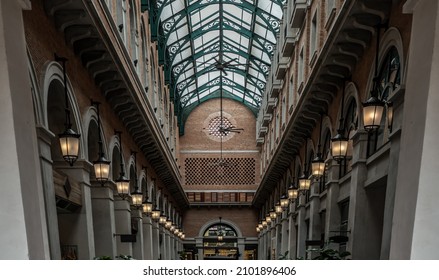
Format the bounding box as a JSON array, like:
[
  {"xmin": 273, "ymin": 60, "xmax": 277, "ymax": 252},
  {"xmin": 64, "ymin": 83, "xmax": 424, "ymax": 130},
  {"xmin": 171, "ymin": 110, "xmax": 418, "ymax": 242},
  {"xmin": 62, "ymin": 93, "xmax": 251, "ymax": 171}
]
[
  {"xmin": 55, "ymin": 54, "xmax": 80, "ymax": 166},
  {"xmin": 91, "ymin": 101, "xmax": 110, "ymax": 185}
]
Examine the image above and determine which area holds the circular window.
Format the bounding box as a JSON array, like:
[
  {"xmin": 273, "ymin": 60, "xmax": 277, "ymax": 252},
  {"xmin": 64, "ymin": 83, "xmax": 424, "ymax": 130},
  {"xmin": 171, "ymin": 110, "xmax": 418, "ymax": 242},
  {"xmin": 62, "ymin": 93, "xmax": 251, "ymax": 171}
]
[{"xmin": 208, "ymin": 116, "xmax": 232, "ymax": 138}]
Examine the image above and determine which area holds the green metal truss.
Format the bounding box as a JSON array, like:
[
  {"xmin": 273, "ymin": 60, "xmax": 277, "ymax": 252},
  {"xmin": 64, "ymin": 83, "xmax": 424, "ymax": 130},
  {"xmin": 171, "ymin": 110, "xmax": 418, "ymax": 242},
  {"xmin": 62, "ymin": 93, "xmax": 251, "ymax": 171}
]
[{"xmin": 149, "ymin": 0, "xmax": 285, "ymax": 134}]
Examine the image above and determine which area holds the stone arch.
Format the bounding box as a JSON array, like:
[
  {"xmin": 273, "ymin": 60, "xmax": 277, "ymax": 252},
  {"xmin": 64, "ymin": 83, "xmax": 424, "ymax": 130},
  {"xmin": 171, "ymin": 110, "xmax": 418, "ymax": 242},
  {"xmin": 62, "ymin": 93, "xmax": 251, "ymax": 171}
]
[
  {"xmin": 42, "ymin": 61, "xmax": 85, "ymax": 161},
  {"xmin": 198, "ymin": 218, "xmax": 243, "ymax": 238}
]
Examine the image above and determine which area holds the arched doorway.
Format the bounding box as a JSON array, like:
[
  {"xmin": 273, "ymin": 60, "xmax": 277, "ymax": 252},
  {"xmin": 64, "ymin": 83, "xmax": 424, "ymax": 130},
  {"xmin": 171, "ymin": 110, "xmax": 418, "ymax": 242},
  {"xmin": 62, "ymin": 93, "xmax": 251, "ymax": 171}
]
[{"xmin": 202, "ymin": 220, "xmax": 239, "ymax": 260}]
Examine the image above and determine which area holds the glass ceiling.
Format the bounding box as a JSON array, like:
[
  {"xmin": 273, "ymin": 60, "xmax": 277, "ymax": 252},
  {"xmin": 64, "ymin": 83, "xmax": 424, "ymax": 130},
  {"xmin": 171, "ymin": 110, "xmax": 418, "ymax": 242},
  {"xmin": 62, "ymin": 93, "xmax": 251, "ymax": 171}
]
[{"xmin": 154, "ymin": 0, "xmax": 285, "ymax": 129}]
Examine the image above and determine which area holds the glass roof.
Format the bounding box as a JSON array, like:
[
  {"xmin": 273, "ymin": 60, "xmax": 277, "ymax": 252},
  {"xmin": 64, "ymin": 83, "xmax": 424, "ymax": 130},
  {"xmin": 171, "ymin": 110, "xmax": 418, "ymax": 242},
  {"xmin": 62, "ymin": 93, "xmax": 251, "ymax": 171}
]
[{"xmin": 154, "ymin": 0, "xmax": 285, "ymax": 129}]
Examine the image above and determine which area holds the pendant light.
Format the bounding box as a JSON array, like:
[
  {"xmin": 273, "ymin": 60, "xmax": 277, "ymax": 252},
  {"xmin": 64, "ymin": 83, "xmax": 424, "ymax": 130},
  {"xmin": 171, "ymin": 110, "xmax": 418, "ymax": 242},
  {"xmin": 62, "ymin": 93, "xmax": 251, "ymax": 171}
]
[
  {"xmin": 159, "ymin": 211, "xmax": 167, "ymax": 225},
  {"xmin": 280, "ymin": 194, "xmax": 289, "ymax": 211},
  {"xmin": 275, "ymin": 202, "xmax": 283, "ymax": 215},
  {"xmin": 115, "ymin": 131, "xmax": 130, "ymax": 199},
  {"xmin": 299, "ymin": 140, "xmax": 311, "ymax": 191},
  {"xmin": 55, "ymin": 54, "xmax": 80, "ymax": 166},
  {"xmin": 141, "ymin": 168, "xmax": 153, "ymax": 216},
  {"xmin": 331, "ymin": 80, "xmax": 349, "ymax": 162},
  {"xmin": 288, "ymin": 180, "xmax": 299, "ymax": 200},
  {"xmin": 91, "ymin": 101, "xmax": 111, "ymax": 185},
  {"xmin": 363, "ymin": 24, "xmax": 385, "ymax": 131},
  {"xmin": 311, "ymin": 114, "xmax": 325, "ymax": 178},
  {"xmin": 130, "ymin": 151, "xmax": 143, "ymax": 208}
]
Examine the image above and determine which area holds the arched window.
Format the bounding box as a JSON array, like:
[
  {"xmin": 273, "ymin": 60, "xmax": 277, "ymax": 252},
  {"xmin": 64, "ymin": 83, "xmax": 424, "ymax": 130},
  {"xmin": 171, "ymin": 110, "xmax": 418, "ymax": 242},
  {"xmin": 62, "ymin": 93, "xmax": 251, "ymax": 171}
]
[
  {"xmin": 368, "ymin": 46, "xmax": 401, "ymax": 156},
  {"xmin": 129, "ymin": 0, "xmax": 138, "ymax": 70},
  {"xmin": 203, "ymin": 222, "xmax": 238, "ymax": 259}
]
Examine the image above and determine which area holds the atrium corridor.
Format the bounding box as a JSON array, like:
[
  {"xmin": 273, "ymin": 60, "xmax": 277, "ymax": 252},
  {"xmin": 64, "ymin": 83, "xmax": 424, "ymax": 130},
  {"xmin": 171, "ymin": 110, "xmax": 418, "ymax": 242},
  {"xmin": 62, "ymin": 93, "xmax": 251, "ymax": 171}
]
[{"xmin": 1, "ymin": 0, "xmax": 438, "ymax": 260}]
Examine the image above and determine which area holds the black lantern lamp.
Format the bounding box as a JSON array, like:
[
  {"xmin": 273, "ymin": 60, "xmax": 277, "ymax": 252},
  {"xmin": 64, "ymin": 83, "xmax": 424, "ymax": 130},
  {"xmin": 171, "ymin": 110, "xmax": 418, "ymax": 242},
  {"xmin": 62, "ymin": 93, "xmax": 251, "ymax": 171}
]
[
  {"xmin": 311, "ymin": 114, "xmax": 325, "ymax": 178},
  {"xmin": 288, "ymin": 181, "xmax": 299, "ymax": 200},
  {"xmin": 130, "ymin": 151, "xmax": 143, "ymax": 208},
  {"xmin": 159, "ymin": 211, "xmax": 167, "ymax": 225},
  {"xmin": 151, "ymin": 206, "xmax": 161, "ymax": 222},
  {"xmin": 299, "ymin": 140, "xmax": 311, "ymax": 191},
  {"xmin": 331, "ymin": 81, "xmax": 349, "ymax": 162},
  {"xmin": 280, "ymin": 194, "xmax": 289, "ymax": 211},
  {"xmin": 56, "ymin": 54, "xmax": 80, "ymax": 166},
  {"xmin": 92, "ymin": 101, "xmax": 111, "ymax": 185},
  {"xmin": 275, "ymin": 202, "xmax": 283, "ymax": 215},
  {"xmin": 141, "ymin": 172, "xmax": 153, "ymax": 216},
  {"xmin": 363, "ymin": 24, "xmax": 386, "ymax": 131},
  {"xmin": 114, "ymin": 131, "xmax": 130, "ymax": 199}
]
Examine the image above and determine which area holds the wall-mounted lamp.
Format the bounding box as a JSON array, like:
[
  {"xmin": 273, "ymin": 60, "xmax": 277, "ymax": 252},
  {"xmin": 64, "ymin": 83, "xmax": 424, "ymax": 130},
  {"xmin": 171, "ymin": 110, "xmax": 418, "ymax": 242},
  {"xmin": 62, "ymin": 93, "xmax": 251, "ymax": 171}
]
[
  {"xmin": 55, "ymin": 54, "xmax": 80, "ymax": 166},
  {"xmin": 280, "ymin": 194, "xmax": 289, "ymax": 211},
  {"xmin": 91, "ymin": 101, "xmax": 110, "ymax": 185}
]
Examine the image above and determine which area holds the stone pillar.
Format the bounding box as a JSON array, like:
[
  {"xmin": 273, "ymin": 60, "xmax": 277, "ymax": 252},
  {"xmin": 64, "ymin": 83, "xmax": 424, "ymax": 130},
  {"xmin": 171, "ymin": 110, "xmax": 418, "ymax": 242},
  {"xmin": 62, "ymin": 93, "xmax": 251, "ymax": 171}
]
[
  {"xmin": 324, "ymin": 159, "xmax": 341, "ymax": 250},
  {"xmin": 36, "ymin": 127, "xmax": 61, "ymax": 259},
  {"xmin": 57, "ymin": 160, "xmax": 95, "ymax": 260},
  {"xmin": 113, "ymin": 196, "xmax": 132, "ymax": 257},
  {"xmin": 152, "ymin": 222, "xmax": 160, "ymax": 259},
  {"xmin": 275, "ymin": 219, "xmax": 282, "ymax": 259},
  {"xmin": 380, "ymin": 90, "xmax": 404, "ymax": 259},
  {"xmin": 308, "ymin": 181, "xmax": 321, "ymax": 259},
  {"xmin": 0, "ymin": 0, "xmax": 50, "ymax": 260},
  {"xmin": 280, "ymin": 211, "xmax": 289, "ymax": 258},
  {"xmin": 142, "ymin": 217, "xmax": 154, "ymax": 259},
  {"xmin": 195, "ymin": 237, "xmax": 204, "ymax": 260},
  {"xmin": 296, "ymin": 194, "xmax": 307, "ymax": 259},
  {"xmin": 165, "ymin": 230, "xmax": 172, "ymax": 259},
  {"xmin": 131, "ymin": 209, "xmax": 143, "ymax": 260},
  {"xmin": 91, "ymin": 185, "xmax": 116, "ymax": 258},
  {"xmin": 348, "ymin": 130, "xmax": 376, "ymax": 259},
  {"xmin": 390, "ymin": 0, "xmax": 439, "ymax": 260},
  {"xmin": 237, "ymin": 237, "xmax": 245, "ymax": 260},
  {"xmin": 288, "ymin": 204, "xmax": 297, "ymax": 259},
  {"xmin": 159, "ymin": 228, "xmax": 166, "ymax": 259}
]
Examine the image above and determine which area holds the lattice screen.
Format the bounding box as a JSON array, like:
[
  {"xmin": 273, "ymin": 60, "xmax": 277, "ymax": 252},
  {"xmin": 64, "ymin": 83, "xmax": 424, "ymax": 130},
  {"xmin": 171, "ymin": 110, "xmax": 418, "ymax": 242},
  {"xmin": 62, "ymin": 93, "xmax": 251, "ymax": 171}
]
[{"xmin": 184, "ymin": 157, "xmax": 256, "ymax": 185}]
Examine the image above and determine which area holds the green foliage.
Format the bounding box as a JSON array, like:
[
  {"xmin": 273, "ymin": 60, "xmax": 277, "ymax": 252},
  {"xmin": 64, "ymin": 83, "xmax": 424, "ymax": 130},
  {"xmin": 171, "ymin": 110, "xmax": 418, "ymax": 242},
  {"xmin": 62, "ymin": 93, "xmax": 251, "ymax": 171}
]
[
  {"xmin": 308, "ymin": 247, "xmax": 351, "ymax": 260},
  {"xmin": 278, "ymin": 250, "xmax": 290, "ymax": 260}
]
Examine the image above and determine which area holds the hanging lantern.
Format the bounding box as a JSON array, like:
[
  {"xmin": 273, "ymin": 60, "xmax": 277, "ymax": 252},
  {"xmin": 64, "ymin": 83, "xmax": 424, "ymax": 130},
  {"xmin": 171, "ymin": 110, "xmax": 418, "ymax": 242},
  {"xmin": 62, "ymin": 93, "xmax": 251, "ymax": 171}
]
[
  {"xmin": 275, "ymin": 202, "xmax": 282, "ymax": 215},
  {"xmin": 362, "ymin": 95, "xmax": 385, "ymax": 131},
  {"xmin": 280, "ymin": 194, "xmax": 289, "ymax": 210},
  {"xmin": 159, "ymin": 212, "xmax": 167, "ymax": 225},
  {"xmin": 331, "ymin": 132, "xmax": 349, "ymax": 162},
  {"xmin": 131, "ymin": 187, "xmax": 143, "ymax": 208},
  {"xmin": 55, "ymin": 54, "xmax": 81, "ymax": 166},
  {"xmin": 298, "ymin": 173, "xmax": 311, "ymax": 191},
  {"xmin": 92, "ymin": 101, "xmax": 110, "ymax": 185},
  {"xmin": 151, "ymin": 206, "xmax": 161, "ymax": 221},
  {"xmin": 142, "ymin": 198, "xmax": 153, "ymax": 216},
  {"xmin": 311, "ymin": 154, "xmax": 325, "ymax": 178},
  {"xmin": 288, "ymin": 183, "xmax": 298, "ymax": 200},
  {"xmin": 269, "ymin": 208, "xmax": 277, "ymax": 220}
]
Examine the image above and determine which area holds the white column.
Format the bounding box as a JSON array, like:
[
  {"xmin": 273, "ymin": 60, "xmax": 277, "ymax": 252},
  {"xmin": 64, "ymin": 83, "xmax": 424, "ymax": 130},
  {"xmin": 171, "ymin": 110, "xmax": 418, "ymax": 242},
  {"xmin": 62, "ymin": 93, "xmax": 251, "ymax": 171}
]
[
  {"xmin": 280, "ymin": 212, "xmax": 289, "ymax": 258},
  {"xmin": 308, "ymin": 181, "xmax": 321, "ymax": 259},
  {"xmin": 131, "ymin": 210, "xmax": 144, "ymax": 260},
  {"xmin": 152, "ymin": 222, "xmax": 160, "ymax": 259},
  {"xmin": 142, "ymin": 217, "xmax": 154, "ymax": 259},
  {"xmin": 91, "ymin": 186, "xmax": 116, "ymax": 258},
  {"xmin": 36, "ymin": 127, "xmax": 61, "ymax": 259},
  {"xmin": 57, "ymin": 160, "xmax": 95, "ymax": 260},
  {"xmin": 288, "ymin": 205, "xmax": 297, "ymax": 259},
  {"xmin": 0, "ymin": 0, "xmax": 50, "ymax": 259},
  {"xmin": 114, "ymin": 196, "xmax": 132, "ymax": 257},
  {"xmin": 296, "ymin": 195, "xmax": 307, "ymax": 259},
  {"xmin": 391, "ymin": 0, "xmax": 439, "ymax": 260}
]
